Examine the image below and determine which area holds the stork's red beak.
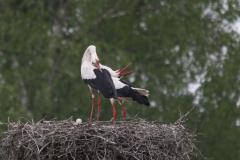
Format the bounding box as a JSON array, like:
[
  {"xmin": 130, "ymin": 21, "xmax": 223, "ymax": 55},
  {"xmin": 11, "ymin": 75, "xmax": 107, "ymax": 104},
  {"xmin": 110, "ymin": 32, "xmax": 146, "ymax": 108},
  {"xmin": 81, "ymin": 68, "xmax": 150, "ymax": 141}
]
[
  {"xmin": 95, "ymin": 59, "xmax": 102, "ymax": 73},
  {"xmin": 116, "ymin": 62, "xmax": 136, "ymax": 76}
]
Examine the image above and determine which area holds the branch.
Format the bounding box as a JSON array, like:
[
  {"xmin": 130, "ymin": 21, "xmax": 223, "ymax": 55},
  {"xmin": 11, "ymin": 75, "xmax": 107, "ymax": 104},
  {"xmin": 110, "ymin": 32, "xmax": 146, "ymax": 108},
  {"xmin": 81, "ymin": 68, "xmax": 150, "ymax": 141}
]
[{"xmin": 174, "ymin": 105, "xmax": 197, "ymax": 125}]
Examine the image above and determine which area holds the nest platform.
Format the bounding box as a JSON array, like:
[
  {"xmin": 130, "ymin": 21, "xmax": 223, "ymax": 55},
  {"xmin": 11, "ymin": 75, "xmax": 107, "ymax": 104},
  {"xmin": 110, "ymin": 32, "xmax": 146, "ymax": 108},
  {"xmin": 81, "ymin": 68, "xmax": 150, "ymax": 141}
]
[{"xmin": 0, "ymin": 113, "xmax": 204, "ymax": 160}]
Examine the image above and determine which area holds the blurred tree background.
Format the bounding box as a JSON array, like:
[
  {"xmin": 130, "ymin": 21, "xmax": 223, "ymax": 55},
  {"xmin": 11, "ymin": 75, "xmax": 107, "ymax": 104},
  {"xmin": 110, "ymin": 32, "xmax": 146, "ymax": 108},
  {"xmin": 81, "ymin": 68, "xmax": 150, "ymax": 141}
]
[{"xmin": 1, "ymin": 0, "xmax": 240, "ymax": 159}]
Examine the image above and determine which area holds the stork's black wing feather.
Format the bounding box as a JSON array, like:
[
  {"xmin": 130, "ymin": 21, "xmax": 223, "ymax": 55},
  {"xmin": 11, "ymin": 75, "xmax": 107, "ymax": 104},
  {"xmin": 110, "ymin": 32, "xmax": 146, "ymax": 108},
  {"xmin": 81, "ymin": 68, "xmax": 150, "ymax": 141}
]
[
  {"xmin": 119, "ymin": 79, "xmax": 133, "ymax": 87},
  {"xmin": 117, "ymin": 86, "xmax": 150, "ymax": 107},
  {"xmin": 83, "ymin": 69, "xmax": 117, "ymax": 99}
]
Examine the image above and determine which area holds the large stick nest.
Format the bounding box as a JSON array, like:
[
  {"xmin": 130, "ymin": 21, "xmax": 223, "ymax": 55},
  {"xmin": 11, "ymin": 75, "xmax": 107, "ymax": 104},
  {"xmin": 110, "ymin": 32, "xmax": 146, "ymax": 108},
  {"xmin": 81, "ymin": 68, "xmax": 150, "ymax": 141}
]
[{"xmin": 0, "ymin": 110, "xmax": 203, "ymax": 160}]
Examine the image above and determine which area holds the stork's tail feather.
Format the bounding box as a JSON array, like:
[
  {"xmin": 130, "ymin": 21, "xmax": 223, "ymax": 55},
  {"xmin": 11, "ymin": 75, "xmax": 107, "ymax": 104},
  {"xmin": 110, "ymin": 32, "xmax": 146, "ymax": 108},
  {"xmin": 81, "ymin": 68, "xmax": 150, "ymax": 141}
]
[
  {"xmin": 129, "ymin": 88, "xmax": 150, "ymax": 107},
  {"xmin": 132, "ymin": 87, "xmax": 149, "ymax": 97}
]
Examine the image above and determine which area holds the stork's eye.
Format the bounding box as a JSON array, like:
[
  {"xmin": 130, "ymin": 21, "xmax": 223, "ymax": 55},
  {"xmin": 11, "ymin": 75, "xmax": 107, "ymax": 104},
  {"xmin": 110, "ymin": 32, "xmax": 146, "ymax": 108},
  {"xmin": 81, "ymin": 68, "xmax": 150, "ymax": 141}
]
[{"xmin": 92, "ymin": 62, "xmax": 94, "ymax": 64}]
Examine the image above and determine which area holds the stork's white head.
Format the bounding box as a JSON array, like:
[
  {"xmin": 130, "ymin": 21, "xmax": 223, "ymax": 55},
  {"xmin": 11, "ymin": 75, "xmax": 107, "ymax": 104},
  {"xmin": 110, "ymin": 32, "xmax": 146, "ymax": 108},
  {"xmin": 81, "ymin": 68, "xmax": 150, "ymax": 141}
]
[{"xmin": 82, "ymin": 45, "xmax": 102, "ymax": 72}]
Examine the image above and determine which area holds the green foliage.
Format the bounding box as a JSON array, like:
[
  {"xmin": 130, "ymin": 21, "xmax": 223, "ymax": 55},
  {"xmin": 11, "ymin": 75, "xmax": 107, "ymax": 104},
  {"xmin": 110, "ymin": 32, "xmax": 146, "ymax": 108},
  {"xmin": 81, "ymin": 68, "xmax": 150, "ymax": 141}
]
[{"xmin": 0, "ymin": 0, "xmax": 240, "ymax": 159}]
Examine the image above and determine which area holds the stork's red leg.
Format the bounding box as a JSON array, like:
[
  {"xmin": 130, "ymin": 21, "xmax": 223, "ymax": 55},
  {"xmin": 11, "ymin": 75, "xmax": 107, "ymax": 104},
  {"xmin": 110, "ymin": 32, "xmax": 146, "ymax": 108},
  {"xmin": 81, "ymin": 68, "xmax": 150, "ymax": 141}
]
[
  {"xmin": 110, "ymin": 98, "xmax": 117, "ymax": 121},
  {"xmin": 112, "ymin": 103, "xmax": 116, "ymax": 121},
  {"xmin": 89, "ymin": 88, "xmax": 95, "ymax": 123},
  {"xmin": 120, "ymin": 100, "xmax": 126, "ymax": 121},
  {"xmin": 97, "ymin": 91, "xmax": 101, "ymax": 121}
]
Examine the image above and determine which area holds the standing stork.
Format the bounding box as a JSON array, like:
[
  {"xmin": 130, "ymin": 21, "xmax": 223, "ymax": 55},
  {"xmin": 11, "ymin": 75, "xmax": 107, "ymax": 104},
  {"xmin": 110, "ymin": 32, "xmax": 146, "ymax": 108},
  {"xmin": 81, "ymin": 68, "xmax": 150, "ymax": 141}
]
[
  {"xmin": 81, "ymin": 45, "xmax": 117, "ymax": 122},
  {"xmin": 99, "ymin": 62, "xmax": 150, "ymax": 121}
]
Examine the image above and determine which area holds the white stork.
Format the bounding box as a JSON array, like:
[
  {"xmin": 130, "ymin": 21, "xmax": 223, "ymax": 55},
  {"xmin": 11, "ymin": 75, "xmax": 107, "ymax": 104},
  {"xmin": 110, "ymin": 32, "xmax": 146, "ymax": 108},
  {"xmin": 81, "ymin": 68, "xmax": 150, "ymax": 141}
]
[
  {"xmin": 81, "ymin": 45, "xmax": 117, "ymax": 122},
  {"xmin": 100, "ymin": 64, "xmax": 150, "ymax": 121}
]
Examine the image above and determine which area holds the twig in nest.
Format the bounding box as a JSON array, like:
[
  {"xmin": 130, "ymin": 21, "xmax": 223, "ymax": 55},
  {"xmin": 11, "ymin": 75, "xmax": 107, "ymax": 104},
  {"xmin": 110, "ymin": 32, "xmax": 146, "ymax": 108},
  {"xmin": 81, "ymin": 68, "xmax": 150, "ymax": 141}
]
[
  {"xmin": 126, "ymin": 122, "xmax": 172, "ymax": 143},
  {"xmin": 36, "ymin": 115, "xmax": 47, "ymax": 124},
  {"xmin": 7, "ymin": 117, "xmax": 12, "ymax": 124},
  {"xmin": 174, "ymin": 105, "xmax": 197, "ymax": 125},
  {"xmin": 178, "ymin": 106, "xmax": 182, "ymax": 118}
]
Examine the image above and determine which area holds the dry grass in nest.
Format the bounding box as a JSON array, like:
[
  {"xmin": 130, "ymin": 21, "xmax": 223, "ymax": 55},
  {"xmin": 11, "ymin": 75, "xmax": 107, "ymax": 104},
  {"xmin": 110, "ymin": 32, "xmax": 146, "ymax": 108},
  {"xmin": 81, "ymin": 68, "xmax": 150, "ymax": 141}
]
[{"xmin": 0, "ymin": 107, "xmax": 205, "ymax": 160}]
